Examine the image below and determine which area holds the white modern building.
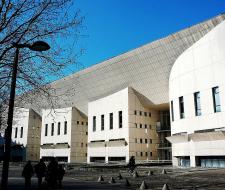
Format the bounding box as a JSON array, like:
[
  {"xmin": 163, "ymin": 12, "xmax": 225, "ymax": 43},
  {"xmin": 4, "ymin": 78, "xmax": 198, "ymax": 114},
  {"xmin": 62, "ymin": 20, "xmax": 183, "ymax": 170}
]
[
  {"xmin": 40, "ymin": 107, "xmax": 88, "ymax": 163},
  {"xmin": 11, "ymin": 107, "xmax": 42, "ymax": 161},
  {"xmin": 88, "ymin": 87, "xmax": 160, "ymax": 163},
  {"xmin": 167, "ymin": 20, "xmax": 225, "ymax": 167},
  {"xmin": 15, "ymin": 14, "xmax": 225, "ymax": 165}
]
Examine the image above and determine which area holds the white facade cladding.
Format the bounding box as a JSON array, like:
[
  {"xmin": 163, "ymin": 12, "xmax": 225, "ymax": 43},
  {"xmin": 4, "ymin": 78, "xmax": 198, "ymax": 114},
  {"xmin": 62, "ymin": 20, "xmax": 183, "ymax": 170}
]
[
  {"xmin": 88, "ymin": 87, "xmax": 161, "ymax": 163},
  {"xmin": 168, "ymin": 20, "xmax": 225, "ymax": 167},
  {"xmin": 11, "ymin": 108, "xmax": 42, "ymax": 161},
  {"xmin": 40, "ymin": 107, "xmax": 87, "ymax": 163}
]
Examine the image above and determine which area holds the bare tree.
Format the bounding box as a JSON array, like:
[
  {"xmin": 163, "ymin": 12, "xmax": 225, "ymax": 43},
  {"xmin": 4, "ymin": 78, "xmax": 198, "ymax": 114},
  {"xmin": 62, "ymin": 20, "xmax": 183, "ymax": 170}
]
[{"xmin": 0, "ymin": 0, "xmax": 84, "ymax": 129}]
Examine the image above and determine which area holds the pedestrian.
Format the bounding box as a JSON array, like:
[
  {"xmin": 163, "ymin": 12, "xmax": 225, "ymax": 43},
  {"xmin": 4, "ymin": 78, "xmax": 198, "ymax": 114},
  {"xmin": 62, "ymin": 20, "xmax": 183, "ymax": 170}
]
[
  {"xmin": 46, "ymin": 157, "xmax": 58, "ymax": 188},
  {"xmin": 34, "ymin": 158, "xmax": 47, "ymax": 188},
  {"xmin": 57, "ymin": 165, "xmax": 65, "ymax": 188},
  {"xmin": 22, "ymin": 160, "xmax": 34, "ymax": 189},
  {"xmin": 128, "ymin": 156, "xmax": 136, "ymax": 173}
]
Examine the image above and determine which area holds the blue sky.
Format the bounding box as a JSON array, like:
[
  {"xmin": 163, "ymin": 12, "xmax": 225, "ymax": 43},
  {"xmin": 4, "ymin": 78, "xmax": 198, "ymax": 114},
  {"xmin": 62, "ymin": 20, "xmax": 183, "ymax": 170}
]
[{"xmin": 63, "ymin": 0, "xmax": 225, "ymax": 76}]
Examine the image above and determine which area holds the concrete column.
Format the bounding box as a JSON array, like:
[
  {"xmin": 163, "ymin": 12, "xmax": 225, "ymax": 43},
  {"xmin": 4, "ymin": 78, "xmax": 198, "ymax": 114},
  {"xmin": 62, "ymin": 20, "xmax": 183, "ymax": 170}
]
[
  {"xmin": 190, "ymin": 156, "xmax": 196, "ymax": 167},
  {"xmin": 172, "ymin": 156, "xmax": 179, "ymax": 167}
]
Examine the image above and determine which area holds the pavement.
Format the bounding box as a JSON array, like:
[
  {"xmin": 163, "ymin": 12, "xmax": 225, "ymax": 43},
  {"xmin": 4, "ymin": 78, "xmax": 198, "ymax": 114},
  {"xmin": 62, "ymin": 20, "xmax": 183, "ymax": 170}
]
[{"xmin": 1, "ymin": 164, "xmax": 225, "ymax": 189}]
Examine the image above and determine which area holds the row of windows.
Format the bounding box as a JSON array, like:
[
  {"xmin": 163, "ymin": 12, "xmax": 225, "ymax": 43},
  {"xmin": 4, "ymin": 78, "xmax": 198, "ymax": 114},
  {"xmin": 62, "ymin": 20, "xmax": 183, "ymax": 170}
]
[
  {"xmin": 14, "ymin": 127, "xmax": 23, "ymax": 138},
  {"xmin": 45, "ymin": 121, "xmax": 67, "ymax": 136},
  {"xmin": 171, "ymin": 86, "xmax": 221, "ymax": 121},
  {"xmin": 134, "ymin": 110, "xmax": 151, "ymax": 117},
  {"xmin": 77, "ymin": 121, "xmax": 88, "ymax": 126},
  {"xmin": 136, "ymin": 152, "xmax": 153, "ymax": 157},
  {"xmin": 135, "ymin": 138, "xmax": 153, "ymax": 144},
  {"xmin": 93, "ymin": 111, "xmax": 123, "ymax": 132},
  {"xmin": 135, "ymin": 123, "xmax": 153, "ymax": 129}
]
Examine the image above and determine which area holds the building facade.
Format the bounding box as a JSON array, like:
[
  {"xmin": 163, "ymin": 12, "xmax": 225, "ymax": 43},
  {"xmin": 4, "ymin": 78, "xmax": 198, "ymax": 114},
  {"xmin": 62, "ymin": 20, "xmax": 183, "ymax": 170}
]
[
  {"xmin": 88, "ymin": 87, "xmax": 167, "ymax": 163},
  {"xmin": 40, "ymin": 107, "xmax": 88, "ymax": 163},
  {"xmin": 14, "ymin": 14, "xmax": 225, "ymax": 166},
  {"xmin": 168, "ymin": 20, "xmax": 225, "ymax": 167},
  {"xmin": 11, "ymin": 108, "xmax": 42, "ymax": 161}
]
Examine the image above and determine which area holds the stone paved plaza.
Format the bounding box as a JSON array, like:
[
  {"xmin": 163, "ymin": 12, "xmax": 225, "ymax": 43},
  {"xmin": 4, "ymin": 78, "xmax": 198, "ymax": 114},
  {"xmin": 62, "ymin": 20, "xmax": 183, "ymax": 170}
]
[{"xmin": 1, "ymin": 164, "xmax": 225, "ymax": 189}]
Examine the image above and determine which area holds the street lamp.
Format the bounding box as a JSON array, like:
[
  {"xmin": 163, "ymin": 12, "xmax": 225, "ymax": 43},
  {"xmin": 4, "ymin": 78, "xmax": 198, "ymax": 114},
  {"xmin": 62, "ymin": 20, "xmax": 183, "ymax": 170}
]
[{"xmin": 1, "ymin": 41, "xmax": 50, "ymax": 190}]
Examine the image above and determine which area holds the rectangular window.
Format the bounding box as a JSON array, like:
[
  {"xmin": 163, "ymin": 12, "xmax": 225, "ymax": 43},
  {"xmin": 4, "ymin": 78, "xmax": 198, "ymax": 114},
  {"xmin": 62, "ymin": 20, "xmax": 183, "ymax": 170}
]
[
  {"xmin": 212, "ymin": 86, "xmax": 221, "ymax": 113},
  {"xmin": 51, "ymin": 123, "xmax": 54, "ymax": 136},
  {"xmin": 119, "ymin": 111, "xmax": 122, "ymax": 128},
  {"xmin": 145, "ymin": 124, "xmax": 147, "ymax": 129},
  {"xmin": 171, "ymin": 101, "xmax": 174, "ymax": 121},
  {"xmin": 93, "ymin": 116, "xmax": 96, "ymax": 132},
  {"xmin": 134, "ymin": 110, "xmax": 137, "ymax": 115},
  {"xmin": 20, "ymin": 127, "xmax": 23, "ymax": 138},
  {"xmin": 140, "ymin": 124, "xmax": 142, "ymax": 128},
  {"xmin": 64, "ymin": 121, "xmax": 67, "ymax": 134},
  {"xmin": 140, "ymin": 111, "xmax": 142, "ymax": 116},
  {"xmin": 144, "ymin": 112, "xmax": 147, "ymax": 116},
  {"xmin": 101, "ymin": 115, "xmax": 104, "ymax": 131},
  {"xmin": 15, "ymin": 127, "xmax": 18, "ymax": 138},
  {"xmin": 140, "ymin": 139, "xmax": 143, "ymax": 143},
  {"xmin": 179, "ymin": 96, "xmax": 185, "ymax": 119},
  {"xmin": 194, "ymin": 92, "xmax": 201, "ymax": 116},
  {"xmin": 145, "ymin": 139, "xmax": 147, "ymax": 143},
  {"xmin": 150, "ymin": 139, "xmax": 152, "ymax": 144},
  {"xmin": 57, "ymin": 122, "xmax": 60, "ymax": 135},
  {"xmin": 150, "ymin": 152, "xmax": 152, "ymax": 157},
  {"xmin": 109, "ymin": 113, "xmax": 113, "ymax": 129},
  {"xmin": 45, "ymin": 124, "xmax": 48, "ymax": 136}
]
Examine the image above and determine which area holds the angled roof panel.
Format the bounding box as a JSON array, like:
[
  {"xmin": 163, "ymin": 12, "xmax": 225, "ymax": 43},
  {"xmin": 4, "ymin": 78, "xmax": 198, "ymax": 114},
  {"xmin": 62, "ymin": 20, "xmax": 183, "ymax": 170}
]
[{"xmin": 23, "ymin": 14, "xmax": 225, "ymax": 115}]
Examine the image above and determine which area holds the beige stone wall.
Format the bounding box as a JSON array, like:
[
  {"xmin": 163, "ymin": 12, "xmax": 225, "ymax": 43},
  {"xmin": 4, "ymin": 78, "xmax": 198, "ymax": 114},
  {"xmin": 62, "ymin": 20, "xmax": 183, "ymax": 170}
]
[
  {"xmin": 70, "ymin": 107, "xmax": 88, "ymax": 163},
  {"xmin": 26, "ymin": 109, "xmax": 42, "ymax": 161},
  {"xmin": 128, "ymin": 88, "xmax": 160, "ymax": 161}
]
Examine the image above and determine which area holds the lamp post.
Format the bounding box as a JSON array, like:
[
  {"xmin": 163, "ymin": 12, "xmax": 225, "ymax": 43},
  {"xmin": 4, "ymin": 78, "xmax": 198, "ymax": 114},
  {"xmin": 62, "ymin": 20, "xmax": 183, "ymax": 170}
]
[{"xmin": 1, "ymin": 41, "xmax": 50, "ymax": 190}]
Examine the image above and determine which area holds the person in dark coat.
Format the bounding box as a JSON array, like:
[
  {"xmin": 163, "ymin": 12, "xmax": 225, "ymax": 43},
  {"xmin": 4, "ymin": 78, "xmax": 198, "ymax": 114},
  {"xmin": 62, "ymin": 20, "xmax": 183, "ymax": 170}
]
[
  {"xmin": 57, "ymin": 165, "xmax": 65, "ymax": 188},
  {"xmin": 34, "ymin": 159, "xmax": 47, "ymax": 188},
  {"xmin": 128, "ymin": 156, "xmax": 136, "ymax": 173},
  {"xmin": 22, "ymin": 161, "xmax": 34, "ymax": 189},
  {"xmin": 46, "ymin": 157, "xmax": 58, "ymax": 188}
]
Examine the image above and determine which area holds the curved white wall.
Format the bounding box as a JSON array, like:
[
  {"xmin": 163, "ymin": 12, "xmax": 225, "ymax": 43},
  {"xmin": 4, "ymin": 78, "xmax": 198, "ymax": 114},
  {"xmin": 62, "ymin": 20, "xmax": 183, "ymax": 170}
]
[{"xmin": 169, "ymin": 20, "xmax": 225, "ymax": 167}]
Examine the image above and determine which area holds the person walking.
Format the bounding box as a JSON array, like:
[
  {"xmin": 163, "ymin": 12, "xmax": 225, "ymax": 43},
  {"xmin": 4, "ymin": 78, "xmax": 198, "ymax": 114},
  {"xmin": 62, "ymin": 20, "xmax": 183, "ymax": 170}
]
[
  {"xmin": 46, "ymin": 157, "xmax": 58, "ymax": 188},
  {"xmin": 34, "ymin": 159, "xmax": 47, "ymax": 188},
  {"xmin": 22, "ymin": 161, "xmax": 34, "ymax": 189},
  {"xmin": 128, "ymin": 156, "xmax": 136, "ymax": 173},
  {"xmin": 57, "ymin": 165, "xmax": 65, "ymax": 188}
]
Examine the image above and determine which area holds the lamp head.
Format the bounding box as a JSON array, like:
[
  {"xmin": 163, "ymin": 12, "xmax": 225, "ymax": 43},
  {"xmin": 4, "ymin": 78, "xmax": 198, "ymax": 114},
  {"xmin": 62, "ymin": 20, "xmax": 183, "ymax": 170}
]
[{"xmin": 29, "ymin": 41, "xmax": 50, "ymax": 51}]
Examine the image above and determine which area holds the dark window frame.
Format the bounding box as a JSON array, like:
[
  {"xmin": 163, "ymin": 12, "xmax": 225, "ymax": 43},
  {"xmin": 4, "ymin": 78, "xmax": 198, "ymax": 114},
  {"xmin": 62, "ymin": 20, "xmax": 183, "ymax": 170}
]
[
  {"xmin": 179, "ymin": 96, "xmax": 185, "ymax": 119},
  {"xmin": 45, "ymin": 124, "xmax": 48, "ymax": 136},
  {"xmin": 171, "ymin": 101, "xmax": 174, "ymax": 121},
  {"xmin": 119, "ymin": 111, "xmax": 122, "ymax": 128},
  {"xmin": 15, "ymin": 127, "xmax": 18, "ymax": 138},
  {"xmin": 194, "ymin": 92, "xmax": 201, "ymax": 116},
  {"xmin": 57, "ymin": 122, "xmax": 61, "ymax": 135},
  {"xmin": 93, "ymin": 116, "xmax": 96, "ymax": 132},
  {"xmin": 51, "ymin": 123, "xmax": 54, "ymax": 136},
  {"xmin": 109, "ymin": 113, "xmax": 113, "ymax": 130},
  {"xmin": 20, "ymin": 127, "xmax": 23, "ymax": 138},
  {"xmin": 101, "ymin": 114, "xmax": 104, "ymax": 131},
  {"xmin": 64, "ymin": 121, "xmax": 67, "ymax": 135},
  {"xmin": 212, "ymin": 86, "xmax": 221, "ymax": 113}
]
